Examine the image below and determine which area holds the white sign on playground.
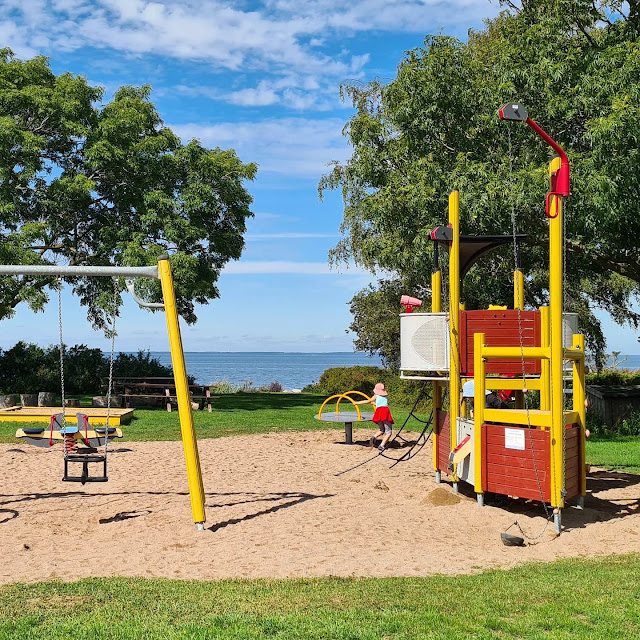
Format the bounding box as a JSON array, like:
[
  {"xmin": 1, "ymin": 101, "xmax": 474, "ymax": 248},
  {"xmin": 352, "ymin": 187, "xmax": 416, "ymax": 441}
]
[{"xmin": 504, "ymin": 428, "xmax": 525, "ymax": 451}]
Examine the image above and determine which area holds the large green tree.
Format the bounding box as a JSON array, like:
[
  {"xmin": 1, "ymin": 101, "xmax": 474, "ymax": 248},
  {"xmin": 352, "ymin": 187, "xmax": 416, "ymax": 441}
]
[
  {"xmin": 0, "ymin": 50, "xmax": 257, "ymax": 329},
  {"xmin": 321, "ymin": 0, "xmax": 640, "ymax": 368}
]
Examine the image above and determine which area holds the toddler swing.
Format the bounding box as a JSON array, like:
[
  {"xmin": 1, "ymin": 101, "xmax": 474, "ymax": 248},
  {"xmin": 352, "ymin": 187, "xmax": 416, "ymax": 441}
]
[{"xmin": 55, "ymin": 278, "xmax": 119, "ymax": 484}]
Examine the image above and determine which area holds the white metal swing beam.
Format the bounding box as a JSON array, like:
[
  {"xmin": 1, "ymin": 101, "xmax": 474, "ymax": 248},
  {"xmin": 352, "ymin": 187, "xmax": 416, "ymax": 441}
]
[{"xmin": 0, "ymin": 257, "xmax": 207, "ymax": 531}]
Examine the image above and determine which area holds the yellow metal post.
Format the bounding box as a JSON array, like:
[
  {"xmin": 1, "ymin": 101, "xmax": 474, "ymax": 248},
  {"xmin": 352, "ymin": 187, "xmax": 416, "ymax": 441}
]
[
  {"xmin": 572, "ymin": 334, "xmax": 587, "ymax": 498},
  {"xmin": 540, "ymin": 306, "xmax": 550, "ymax": 412},
  {"xmin": 548, "ymin": 158, "xmax": 564, "ymax": 509},
  {"xmin": 158, "ymin": 256, "xmax": 207, "ymax": 529},
  {"xmin": 514, "ymin": 269, "xmax": 524, "ymax": 311},
  {"xmin": 448, "ymin": 191, "xmax": 461, "ymax": 463},
  {"xmin": 432, "ymin": 269, "xmax": 441, "ymax": 314},
  {"xmin": 432, "ymin": 268, "xmax": 442, "ymax": 472},
  {"xmin": 473, "ymin": 332, "xmax": 486, "ymax": 494}
]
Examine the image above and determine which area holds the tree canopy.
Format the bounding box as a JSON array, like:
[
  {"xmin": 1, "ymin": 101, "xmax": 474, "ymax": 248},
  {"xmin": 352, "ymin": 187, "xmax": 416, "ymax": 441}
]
[
  {"xmin": 0, "ymin": 50, "xmax": 257, "ymax": 329},
  {"xmin": 321, "ymin": 0, "xmax": 640, "ymax": 368}
]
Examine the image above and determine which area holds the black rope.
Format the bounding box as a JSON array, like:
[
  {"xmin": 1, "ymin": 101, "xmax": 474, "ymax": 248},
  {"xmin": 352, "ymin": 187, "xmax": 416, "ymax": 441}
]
[
  {"xmin": 388, "ymin": 381, "xmax": 432, "ymax": 445},
  {"xmin": 380, "ymin": 382, "xmax": 441, "ymax": 465},
  {"xmin": 334, "ymin": 382, "xmax": 437, "ymax": 475},
  {"xmin": 334, "ymin": 451, "xmax": 382, "ymax": 477},
  {"xmin": 382, "ymin": 417, "xmax": 434, "ymax": 468}
]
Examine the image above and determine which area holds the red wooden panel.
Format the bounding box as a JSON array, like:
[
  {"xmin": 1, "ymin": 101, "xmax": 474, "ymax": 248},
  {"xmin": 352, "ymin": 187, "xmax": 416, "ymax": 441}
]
[
  {"xmin": 485, "ymin": 453, "xmax": 547, "ymax": 470},
  {"xmin": 484, "ymin": 431, "xmax": 548, "ymax": 448},
  {"xmin": 459, "ymin": 310, "xmax": 542, "ymax": 377},
  {"xmin": 565, "ymin": 444, "xmax": 579, "ymax": 454},
  {"xmin": 563, "ymin": 426, "xmax": 582, "ymax": 499},
  {"xmin": 435, "ymin": 409, "xmax": 451, "ymax": 475},
  {"xmin": 482, "ymin": 423, "xmax": 551, "ymax": 501},
  {"xmin": 486, "ymin": 462, "xmax": 549, "ymax": 481},
  {"xmin": 487, "ymin": 473, "xmax": 549, "ymax": 493},
  {"xmin": 488, "ymin": 482, "xmax": 551, "ymax": 502}
]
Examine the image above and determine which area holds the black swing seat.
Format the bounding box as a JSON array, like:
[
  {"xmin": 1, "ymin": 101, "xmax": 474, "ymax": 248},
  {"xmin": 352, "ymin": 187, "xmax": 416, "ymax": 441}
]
[
  {"xmin": 94, "ymin": 427, "xmax": 117, "ymax": 434},
  {"xmin": 63, "ymin": 453, "xmax": 108, "ymax": 484},
  {"xmin": 22, "ymin": 427, "xmax": 45, "ymax": 435}
]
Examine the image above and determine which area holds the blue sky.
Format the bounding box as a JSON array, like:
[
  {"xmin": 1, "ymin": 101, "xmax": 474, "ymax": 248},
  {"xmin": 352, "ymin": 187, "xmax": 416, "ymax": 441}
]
[{"xmin": 1, "ymin": 0, "xmax": 638, "ymax": 355}]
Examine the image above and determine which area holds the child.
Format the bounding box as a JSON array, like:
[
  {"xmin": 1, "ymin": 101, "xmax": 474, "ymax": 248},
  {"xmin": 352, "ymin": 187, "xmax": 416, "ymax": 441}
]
[{"xmin": 354, "ymin": 383, "xmax": 394, "ymax": 451}]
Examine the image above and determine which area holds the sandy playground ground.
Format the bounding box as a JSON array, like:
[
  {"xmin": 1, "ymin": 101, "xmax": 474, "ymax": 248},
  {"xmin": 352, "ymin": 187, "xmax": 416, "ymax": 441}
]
[{"xmin": 1, "ymin": 428, "xmax": 639, "ymax": 584}]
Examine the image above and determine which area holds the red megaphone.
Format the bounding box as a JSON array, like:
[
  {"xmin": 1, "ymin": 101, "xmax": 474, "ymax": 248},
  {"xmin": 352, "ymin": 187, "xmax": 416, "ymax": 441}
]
[{"xmin": 400, "ymin": 295, "xmax": 422, "ymax": 313}]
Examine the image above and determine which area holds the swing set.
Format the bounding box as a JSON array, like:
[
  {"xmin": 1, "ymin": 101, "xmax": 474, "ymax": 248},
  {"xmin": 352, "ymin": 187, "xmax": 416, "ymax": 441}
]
[
  {"xmin": 0, "ymin": 256, "xmax": 208, "ymax": 530},
  {"xmin": 400, "ymin": 103, "xmax": 585, "ymax": 534}
]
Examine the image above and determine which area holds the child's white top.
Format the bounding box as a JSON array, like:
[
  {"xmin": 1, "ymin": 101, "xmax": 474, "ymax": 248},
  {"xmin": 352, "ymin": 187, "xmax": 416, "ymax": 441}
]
[{"xmin": 375, "ymin": 395, "xmax": 388, "ymax": 408}]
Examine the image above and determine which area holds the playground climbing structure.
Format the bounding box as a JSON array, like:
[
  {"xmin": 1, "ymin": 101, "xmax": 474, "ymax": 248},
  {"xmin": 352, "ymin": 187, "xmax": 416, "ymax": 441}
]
[{"xmin": 399, "ymin": 104, "xmax": 586, "ymax": 533}]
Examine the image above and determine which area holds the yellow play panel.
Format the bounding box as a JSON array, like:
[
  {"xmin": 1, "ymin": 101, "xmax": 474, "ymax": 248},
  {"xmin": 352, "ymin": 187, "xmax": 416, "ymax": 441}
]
[{"xmin": 0, "ymin": 406, "xmax": 134, "ymax": 425}]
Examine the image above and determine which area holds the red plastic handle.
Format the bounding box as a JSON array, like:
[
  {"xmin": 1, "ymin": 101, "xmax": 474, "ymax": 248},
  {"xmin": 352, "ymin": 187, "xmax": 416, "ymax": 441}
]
[{"xmin": 545, "ymin": 192, "xmax": 560, "ymax": 219}]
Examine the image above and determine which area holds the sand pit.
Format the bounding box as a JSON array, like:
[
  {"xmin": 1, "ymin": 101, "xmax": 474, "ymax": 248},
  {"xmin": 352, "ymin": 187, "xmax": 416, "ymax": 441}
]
[{"xmin": 1, "ymin": 428, "xmax": 639, "ymax": 584}]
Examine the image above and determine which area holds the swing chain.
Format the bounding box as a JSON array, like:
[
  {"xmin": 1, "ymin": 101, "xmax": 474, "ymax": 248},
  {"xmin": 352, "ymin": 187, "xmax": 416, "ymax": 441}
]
[
  {"xmin": 103, "ymin": 277, "xmax": 119, "ymax": 456},
  {"xmin": 508, "ymin": 128, "xmax": 552, "ymax": 535},
  {"xmin": 57, "ymin": 278, "xmax": 68, "ymax": 451}
]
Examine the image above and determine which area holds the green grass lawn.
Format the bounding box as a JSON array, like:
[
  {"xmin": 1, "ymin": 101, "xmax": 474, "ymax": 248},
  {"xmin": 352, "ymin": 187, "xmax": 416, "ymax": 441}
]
[
  {"xmin": 0, "ymin": 392, "xmax": 421, "ymax": 442},
  {"xmin": 0, "ymin": 555, "xmax": 639, "ymax": 639},
  {"xmin": 1, "ymin": 394, "xmax": 640, "ymax": 637},
  {"xmin": 1, "ymin": 392, "xmax": 637, "ymax": 472},
  {"xmin": 586, "ymin": 435, "xmax": 640, "ymax": 473}
]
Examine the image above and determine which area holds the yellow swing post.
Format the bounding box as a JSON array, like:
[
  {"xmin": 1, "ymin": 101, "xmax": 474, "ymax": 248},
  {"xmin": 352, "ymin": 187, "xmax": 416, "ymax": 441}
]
[
  {"xmin": 547, "ymin": 159, "xmax": 565, "ymax": 510},
  {"xmin": 431, "ymin": 249, "xmax": 443, "ymax": 475},
  {"xmin": 448, "ymin": 190, "xmax": 461, "ymax": 491},
  {"xmin": 158, "ymin": 256, "xmax": 207, "ymax": 530}
]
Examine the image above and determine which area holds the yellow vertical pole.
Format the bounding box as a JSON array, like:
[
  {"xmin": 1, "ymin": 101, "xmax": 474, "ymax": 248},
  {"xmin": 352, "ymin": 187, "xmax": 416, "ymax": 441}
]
[
  {"xmin": 540, "ymin": 306, "xmax": 550, "ymax": 411},
  {"xmin": 432, "ymin": 268, "xmax": 442, "ymax": 472},
  {"xmin": 432, "ymin": 270, "xmax": 442, "ymax": 314},
  {"xmin": 548, "ymin": 157, "xmax": 564, "ymax": 509},
  {"xmin": 158, "ymin": 256, "xmax": 207, "ymax": 529},
  {"xmin": 473, "ymin": 332, "xmax": 486, "ymax": 494},
  {"xmin": 572, "ymin": 334, "xmax": 587, "ymax": 498},
  {"xmin": 514, "ymin": 270, "xmax": 524, "ymax": 311},
  {"xmin": 449, "ymin": 191, "xmax": 461, "ymax": 463}
]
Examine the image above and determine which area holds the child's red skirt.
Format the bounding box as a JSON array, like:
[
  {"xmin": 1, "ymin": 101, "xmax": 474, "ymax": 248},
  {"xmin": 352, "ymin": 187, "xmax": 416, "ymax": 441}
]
[{"xmin": 372, "ymin": 407, "xmax": 393, "ymax": 424}]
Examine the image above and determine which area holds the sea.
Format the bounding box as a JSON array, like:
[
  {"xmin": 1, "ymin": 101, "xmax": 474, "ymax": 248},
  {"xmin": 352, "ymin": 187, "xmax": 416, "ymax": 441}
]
[
  {"xmin": 602, "ymin": 354, "xmax": 640, "ymax": 372},
  {"xmin": 147, "ymin": 351, "xmax": 384, "ymax": 390},
  {"xmin": 129, "ymin": 351, "xmax": 639, "ymax": 391}
]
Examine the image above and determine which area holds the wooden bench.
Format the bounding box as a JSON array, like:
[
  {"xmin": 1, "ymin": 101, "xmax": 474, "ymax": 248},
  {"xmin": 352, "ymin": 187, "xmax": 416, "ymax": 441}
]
[{"xmin": 119, "ymin": 384, "xmax": 215, "ymax": 412}]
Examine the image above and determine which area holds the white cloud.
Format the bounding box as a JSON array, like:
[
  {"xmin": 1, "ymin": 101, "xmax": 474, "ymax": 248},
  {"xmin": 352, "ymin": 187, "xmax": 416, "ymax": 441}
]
[
  {"xmin": 0, "ymin": 20, "xmax": 39, "ymax": 59},
  {"xmin": 171, "ymin": 117, "xmax": 350, "ymax": 178},
  {"xmin": 176, "ymin": 75, "xmax": 347, "ymax": 111},
  {"xmin": 227, "ymin": 82, "xmax": 280, "ymax": 107},
  {"xmin": 2, "ymin": 1, "xmax": 498, "ymax": 79}
]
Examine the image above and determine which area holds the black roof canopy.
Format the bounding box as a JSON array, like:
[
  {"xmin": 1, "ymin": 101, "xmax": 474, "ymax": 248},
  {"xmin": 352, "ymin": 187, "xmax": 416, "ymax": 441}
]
[{"xmin": 430, "ymin": 226, "xmax": 528, "ymax": 278}]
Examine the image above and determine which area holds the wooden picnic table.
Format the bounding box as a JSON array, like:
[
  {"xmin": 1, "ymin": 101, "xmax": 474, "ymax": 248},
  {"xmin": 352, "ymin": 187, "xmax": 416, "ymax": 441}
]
[{"xmin": 112, "ymin": 380, "xmax": 214, "ymax": 413}]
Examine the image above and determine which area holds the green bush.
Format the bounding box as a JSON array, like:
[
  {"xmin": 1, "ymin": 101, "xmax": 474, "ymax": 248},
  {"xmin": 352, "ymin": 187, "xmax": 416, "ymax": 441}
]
[
  {"xmin": 303, "ymin": 366, "xmax": 432, "ymax": 410},
  {"xmin": 0, "ymin": 342, "xmax": 58, "ymax": 393},
  {"xmin": 586, "ymin": 371, "xmax": 640, "ymax": 386},
  {"xmin": 0, "ymin": 342, "xmax": 174, "ymax": 395},
  {"xmin": 303, "ymin": 366, "xmax": 383, "ymax": 396},
  {"xmin": 617, "ymin": 412, "xmax": 640, "ymax": 436},
  {"xmin": 64, "ymin": 345, "xmax": 108, "ymax": 393},
  {"xmin": 587, "ymin": 408, "xmax": 640, "ymax": 438},
  {"xmin": 210, "ymin": 379, "xmax": 243, "ymax": 394},
  {"xmin": 112, "ymin": 350, "xmax": 175, "ymax": 381}
]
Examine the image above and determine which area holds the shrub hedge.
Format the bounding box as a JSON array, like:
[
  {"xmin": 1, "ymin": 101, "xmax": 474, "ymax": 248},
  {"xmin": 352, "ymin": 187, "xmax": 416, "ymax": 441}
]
[
  {"xmin": 586, "ymin": 370, "xmax": 640, "ymax": 386},
  {"xmin": 0, "ymin": 342, "xmax": 173, "ymax": 395},
  {"xmin": 303, "ymin": 366, "xmax": 432, "ymax": 409}
]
